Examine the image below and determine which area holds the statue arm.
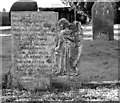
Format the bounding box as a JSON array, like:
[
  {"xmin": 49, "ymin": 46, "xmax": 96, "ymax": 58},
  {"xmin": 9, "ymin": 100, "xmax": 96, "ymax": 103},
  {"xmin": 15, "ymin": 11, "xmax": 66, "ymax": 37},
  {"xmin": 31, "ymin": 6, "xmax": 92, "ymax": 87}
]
[{"xmin": 55, "ymin": 33, "xmax": 64, "ymax": 52}]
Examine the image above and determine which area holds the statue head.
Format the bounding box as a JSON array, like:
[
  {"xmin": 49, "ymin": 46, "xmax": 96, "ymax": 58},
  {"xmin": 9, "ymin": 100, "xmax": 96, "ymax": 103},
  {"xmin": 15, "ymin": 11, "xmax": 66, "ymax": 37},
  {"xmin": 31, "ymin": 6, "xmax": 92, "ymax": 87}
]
[{"xmin": 58, "ymin": 18, "xmax": 70, "ymax": 30}]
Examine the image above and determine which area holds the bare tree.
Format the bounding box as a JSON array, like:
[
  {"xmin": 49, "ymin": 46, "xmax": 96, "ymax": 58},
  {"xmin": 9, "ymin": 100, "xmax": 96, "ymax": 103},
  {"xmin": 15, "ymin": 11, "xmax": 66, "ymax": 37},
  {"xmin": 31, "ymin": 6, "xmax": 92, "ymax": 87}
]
[
  {"xmin": 61, "ymin": 0, "xmax": 85, "ymax": 21},
  {"xmin": 2, "ymin": 8, "xmax": 6, "ymax": 12}
]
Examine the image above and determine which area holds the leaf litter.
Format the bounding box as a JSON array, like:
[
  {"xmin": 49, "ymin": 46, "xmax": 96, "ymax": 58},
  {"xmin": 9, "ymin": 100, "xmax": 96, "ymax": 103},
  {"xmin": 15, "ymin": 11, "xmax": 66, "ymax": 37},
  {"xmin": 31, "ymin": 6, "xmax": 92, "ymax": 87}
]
[{"xmin": 1, "ymin": 81, "xmax": 119, "ymax": 102}]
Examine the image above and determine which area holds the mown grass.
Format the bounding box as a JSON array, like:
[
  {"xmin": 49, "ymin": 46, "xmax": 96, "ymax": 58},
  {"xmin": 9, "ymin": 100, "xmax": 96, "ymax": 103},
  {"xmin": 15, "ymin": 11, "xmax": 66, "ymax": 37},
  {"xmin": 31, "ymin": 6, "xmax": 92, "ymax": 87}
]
[
  {"xmin": 0, "ymin": 28, "xmax": 119, "ymax": 103},
  {"xmin": 1, "ymin": 32, "xmax": 119, "ymax": 82}
]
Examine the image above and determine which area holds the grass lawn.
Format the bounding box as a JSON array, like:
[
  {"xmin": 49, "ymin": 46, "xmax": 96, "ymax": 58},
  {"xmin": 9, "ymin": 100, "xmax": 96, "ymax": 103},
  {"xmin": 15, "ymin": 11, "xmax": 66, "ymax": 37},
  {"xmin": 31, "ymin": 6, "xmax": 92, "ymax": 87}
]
[
  {"xmin": 1, "ymin": 34, "xmax": 119, "ymax": 82},
  {"xmin": 0, "ymin": 28, "xmax": 119, "ymax": 102},
  {"xmin": 79, "ymin": 40, "xmax": 118, "ymax": 82}
]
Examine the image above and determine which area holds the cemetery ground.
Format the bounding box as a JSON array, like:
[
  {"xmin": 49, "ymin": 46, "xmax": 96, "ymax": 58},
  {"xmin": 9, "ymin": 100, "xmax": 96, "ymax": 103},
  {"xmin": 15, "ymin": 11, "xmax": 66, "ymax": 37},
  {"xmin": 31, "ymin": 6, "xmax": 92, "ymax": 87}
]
[{"xmin": 0, "ymin": 25, "xmax": 120, "ymax": 102}]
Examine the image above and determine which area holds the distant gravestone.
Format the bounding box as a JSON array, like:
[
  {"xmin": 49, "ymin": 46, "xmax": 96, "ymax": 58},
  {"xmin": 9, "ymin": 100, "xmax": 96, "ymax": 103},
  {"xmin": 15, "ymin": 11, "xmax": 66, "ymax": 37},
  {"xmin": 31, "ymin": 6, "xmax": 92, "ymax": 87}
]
[
  {"xmin": 11, "ymin": 12, "xmax": 58, "ymax": 90},
  {"xmin": 92, "ymin": 0, "xmax": 114, "ymax": 40}
]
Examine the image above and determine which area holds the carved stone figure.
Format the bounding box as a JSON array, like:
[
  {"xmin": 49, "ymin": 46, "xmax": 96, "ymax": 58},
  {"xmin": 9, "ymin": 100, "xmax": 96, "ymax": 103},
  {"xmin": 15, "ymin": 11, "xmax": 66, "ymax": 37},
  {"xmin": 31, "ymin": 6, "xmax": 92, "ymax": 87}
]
[
  {"xmin": 67, "ymin": 21, "xmax": 83, "ymax": 75},
  {"xmin": 54, "ymin": 18, "xmax": 83, "ymax": 76},
  {"xmin": 54, "ymin": 18, "xmax": 70, "ymax": 75}
]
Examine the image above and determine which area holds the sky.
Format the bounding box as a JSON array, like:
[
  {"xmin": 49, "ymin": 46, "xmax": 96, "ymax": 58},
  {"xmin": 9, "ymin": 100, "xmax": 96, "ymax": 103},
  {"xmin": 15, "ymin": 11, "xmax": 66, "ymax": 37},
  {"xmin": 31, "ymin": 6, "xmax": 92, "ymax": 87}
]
[{"xmin": 0, "ymin": 0, "xmax": 71, "ymax": 12}]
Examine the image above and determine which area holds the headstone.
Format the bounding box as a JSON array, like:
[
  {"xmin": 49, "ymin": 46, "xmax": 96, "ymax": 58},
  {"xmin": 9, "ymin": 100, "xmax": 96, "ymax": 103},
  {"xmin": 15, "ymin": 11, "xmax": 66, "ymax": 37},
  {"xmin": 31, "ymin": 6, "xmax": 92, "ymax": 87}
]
[
  {"xmin": 92, "ymin": 0, "xmax": 114, "ymax": 40},
  {"xmin": 11, "ymin": 12, "xmax": 58, "ymax": 90}
]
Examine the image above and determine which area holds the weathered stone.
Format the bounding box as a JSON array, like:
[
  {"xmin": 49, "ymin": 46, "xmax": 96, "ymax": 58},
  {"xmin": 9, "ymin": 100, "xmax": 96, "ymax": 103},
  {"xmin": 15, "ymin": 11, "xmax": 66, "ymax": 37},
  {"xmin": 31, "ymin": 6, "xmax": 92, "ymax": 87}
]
[
  {"xmin": 10, "ymin": 0, "xmax": 38, "ymax": 12},
  {"xmin": 11, "ymin": 12, "xmax": 58, "ymax": 90},
  {"xmin": 18, "ymin": 75, "xmax": 50, "ymax": 90},
  {"xmin": 92, "ymin": 0, "xmax": 114, "ymax": 40},
  {"xmin": 51, "ymin": 75, "xmax": 81, "ymax": 89}
]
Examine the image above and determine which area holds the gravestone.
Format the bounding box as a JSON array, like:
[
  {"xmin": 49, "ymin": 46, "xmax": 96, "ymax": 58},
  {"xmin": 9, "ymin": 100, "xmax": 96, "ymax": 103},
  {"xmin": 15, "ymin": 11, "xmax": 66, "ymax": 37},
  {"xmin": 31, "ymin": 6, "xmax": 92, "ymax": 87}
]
[
  {"xmin": 92, "ymin": 0, "xmax": 114, "ymax": 40},
  {"xmin": 11, "ymin": 12, "xmax": 58, "ymax": 90}
]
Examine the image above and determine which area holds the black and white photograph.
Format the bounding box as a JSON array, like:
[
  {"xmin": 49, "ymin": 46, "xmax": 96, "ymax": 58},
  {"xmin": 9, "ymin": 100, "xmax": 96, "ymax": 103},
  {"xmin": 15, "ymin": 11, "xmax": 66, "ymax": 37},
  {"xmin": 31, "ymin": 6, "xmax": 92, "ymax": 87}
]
[{"xmin": 0, "ymin": 0, "xmax": 120, "ymax": 102}]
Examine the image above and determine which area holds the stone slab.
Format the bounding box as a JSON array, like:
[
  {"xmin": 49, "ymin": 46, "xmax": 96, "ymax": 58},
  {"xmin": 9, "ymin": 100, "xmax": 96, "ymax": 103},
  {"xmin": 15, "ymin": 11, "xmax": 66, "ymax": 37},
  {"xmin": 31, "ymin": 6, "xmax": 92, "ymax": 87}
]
[
  {"xmin": 92, "ymin": 0, "xmax": 114, "ymax": 40},
  {"xmin": 11, "ymin": 11, "xmax": 58, "ymax": 90}
]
